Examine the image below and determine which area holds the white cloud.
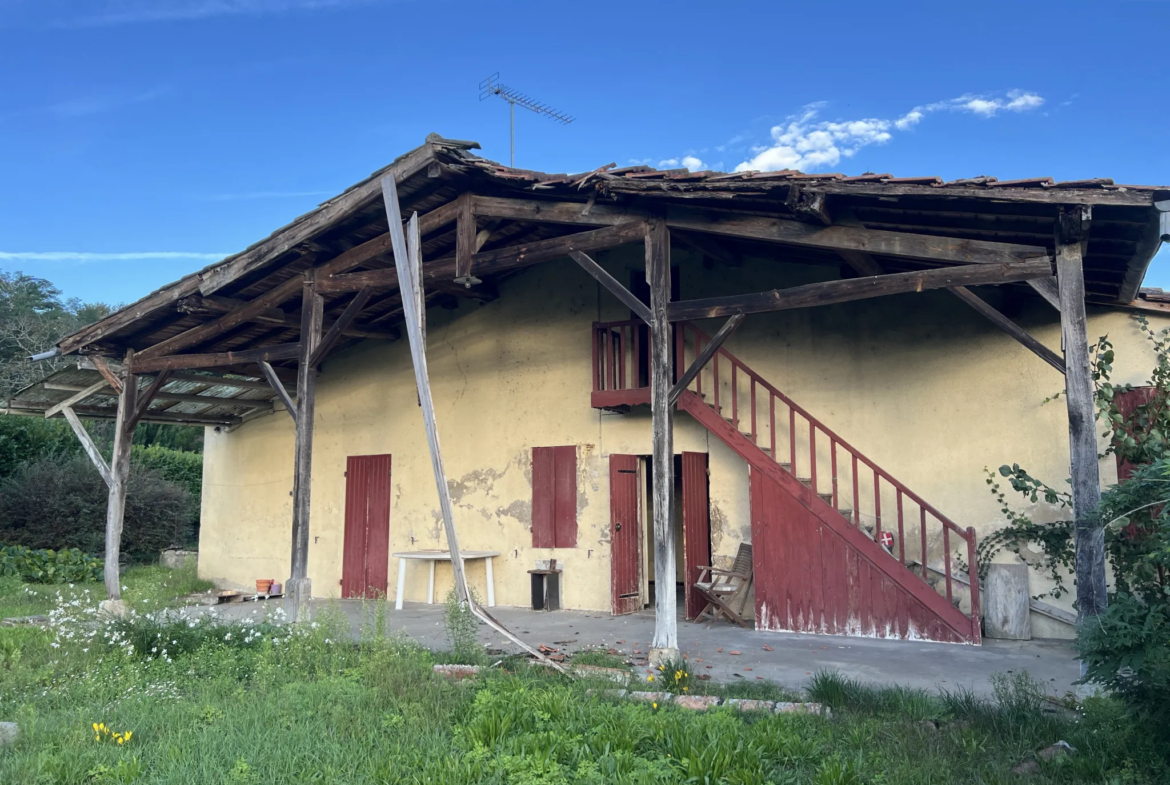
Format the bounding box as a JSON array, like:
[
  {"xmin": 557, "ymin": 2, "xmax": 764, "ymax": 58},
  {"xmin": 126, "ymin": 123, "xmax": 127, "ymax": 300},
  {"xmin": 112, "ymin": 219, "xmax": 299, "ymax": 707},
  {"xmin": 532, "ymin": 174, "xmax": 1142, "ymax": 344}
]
[
  {"xmin": 681, "ymin": 155, "xmax": 705, "ymax": 171},
  {"xmin": 658, "ymin": 158, "xmax": 679, "ymax": 167},
  {"xmin": 734, "ymin": 90, "xmax": 1045, "ymax": 172},
  {"xmin": 0, "ymin": 251, "xmax": 229, "ymax": 262}
]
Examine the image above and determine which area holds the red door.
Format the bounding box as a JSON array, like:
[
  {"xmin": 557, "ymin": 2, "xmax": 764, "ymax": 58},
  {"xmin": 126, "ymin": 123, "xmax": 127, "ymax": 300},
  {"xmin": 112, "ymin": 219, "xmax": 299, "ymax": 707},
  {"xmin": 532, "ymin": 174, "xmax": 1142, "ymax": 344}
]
[
  {"xmin": 341, "ymin": 454, "xmax": 392, "ymax": 599},
  {"xmin": 682, "ymin": 452, "xmax": 711, "ymax": 620},
  {"xmin": 609, "ymin": 454, "xmax": 641, "ymax": 615}
]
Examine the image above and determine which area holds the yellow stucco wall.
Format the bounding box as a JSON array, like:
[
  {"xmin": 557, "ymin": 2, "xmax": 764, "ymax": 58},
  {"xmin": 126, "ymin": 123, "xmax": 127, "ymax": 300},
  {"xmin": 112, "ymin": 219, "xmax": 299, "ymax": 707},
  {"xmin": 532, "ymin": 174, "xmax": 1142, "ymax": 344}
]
[{"xmin": 199, "ymin": 247, "xmax": 1168, "ymax": 633}]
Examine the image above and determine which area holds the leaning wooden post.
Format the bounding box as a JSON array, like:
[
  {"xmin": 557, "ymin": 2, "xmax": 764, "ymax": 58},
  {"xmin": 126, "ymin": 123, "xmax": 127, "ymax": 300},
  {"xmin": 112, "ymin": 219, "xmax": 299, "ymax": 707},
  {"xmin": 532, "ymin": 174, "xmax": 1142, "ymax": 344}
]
[
  {"xmin": 102, "ymin": 350, "xmax": 138, "ymax": 608},
  {"xmin": 287, "ymin": 270, "xmax": 323, "ymax": 621},
  {"xmin": 647, "ymin": 220, "xmax": 680, "ymax": 664},
  {"xmin": 1056, "ymin": 205, "xmax": 1106, "ymax": 623}
]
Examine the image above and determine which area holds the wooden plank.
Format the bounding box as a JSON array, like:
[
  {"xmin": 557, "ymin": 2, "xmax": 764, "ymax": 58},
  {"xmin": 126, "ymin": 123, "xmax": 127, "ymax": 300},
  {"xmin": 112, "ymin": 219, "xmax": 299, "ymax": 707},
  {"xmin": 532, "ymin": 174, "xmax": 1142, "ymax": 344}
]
[
  {"xmin": 198, "ymin": 141, "xmax": 438, "ymax": 296},
  {"xmin": 104, "ymin": 350, "xmax": 138, "ymax": 601},
  {"xmin": 949, "ymin": 286, "xmax": 1066, "ymax": 374},
  {"xmin": 61, "ymin": 406, "xmax": 112, "ymax": 488},
  {"xmin": 260, "ymin": 361, "xmax": 298, "ymax": 423},
  {"xmin": 43, "ymin": 382, "xmax": 274, "ymax": 410},
  {"xmin": 1027, "ymin": 277, "xmax": 1061, "ymax": 311},
  {"xmin": 1057, "ymin": 206, "xmax": 1106, "ymax": 622},
  {"xmin": 287, "ymin": 271, "xmax": 323, "ymax": 620},
  {"xmin": 668, "ymin": 258, "xmax": 1054, "ymax": 320},
  {"xmin": 453, "ymin": 193, "xmax": 479, "ymax": 284},
  {"xmin": 309, "ymin": 287, "xmax": 374, "ymax": 367},
  {"xmin": 381, "ymin": 176, "xmax": 565, "ymax": 671},
  {"xmin": 808, "ymin": 181, "xmax": 1154, "ymax": 207},
  {"xmin": 470, "ymin": 195, "xmax": 1052, "ymax": 267},
  {"xmin": 568, "ymin": 250, "xmax": 652, "ymax": 324},
  {"xmin": 58, "ymin": 276, "xmax": 202, "ymax": 356},
  {"xmin": 132, "ymin": 343, "xmax": 301, "ymax": 373},
  {"xmin": 80, "ymin": 359, "xmax": 285, "ymax": 392},
  {"xmin": 178, "ymin": 293, "xmax": 392, "ymax": 339},
  {"xmin": 669, "ymin": 314, "xmax": 744, "ymax": 404},
  {"xmin": 316, "ymin": 221, "xmax": 650, "ymax": 294},
  {"xmin": 837, "ymin": 249, "xmax": 885, "ymax": 276},
  {"xmin": 127, "ymin": 370, "xmax": 173, "ymax": 431},
  {"xmin": 89, "ymin": 356, "xmax": 122, "ymax": 394},
  {"xmin": 44, "ymin": 379, "xmax": 109, "ymax": 420},
  {"xmin": 647, "ymin": 220, "xmax": 679, "ymax": 660},
  {"xmin": 5, "ymin": 400, "xmax": 239, "ymax": 426}
]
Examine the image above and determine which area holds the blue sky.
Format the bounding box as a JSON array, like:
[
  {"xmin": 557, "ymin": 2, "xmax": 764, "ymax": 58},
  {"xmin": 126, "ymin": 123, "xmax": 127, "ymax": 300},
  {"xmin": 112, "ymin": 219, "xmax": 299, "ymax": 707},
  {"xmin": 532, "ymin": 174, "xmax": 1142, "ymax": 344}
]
[{"xmin": 1, "ymin": 0, "xmax": 1167, "ymax": 306}]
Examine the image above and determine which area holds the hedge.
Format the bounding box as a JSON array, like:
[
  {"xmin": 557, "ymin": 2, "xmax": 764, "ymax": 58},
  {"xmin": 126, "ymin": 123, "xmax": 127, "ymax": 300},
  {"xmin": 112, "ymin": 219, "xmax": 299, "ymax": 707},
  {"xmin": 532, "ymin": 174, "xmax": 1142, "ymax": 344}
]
[{"xmin": 0, "ymin": 544, "xmax": 103, "ymax": 584}]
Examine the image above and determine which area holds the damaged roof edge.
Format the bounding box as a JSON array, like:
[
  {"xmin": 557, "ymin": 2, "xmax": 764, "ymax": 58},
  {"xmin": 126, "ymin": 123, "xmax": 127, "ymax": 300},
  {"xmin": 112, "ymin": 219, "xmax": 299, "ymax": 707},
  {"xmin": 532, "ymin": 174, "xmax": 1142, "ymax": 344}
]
[
  {"xmin": 1119, "ymin": 201, "xmax": 1170, "ymax": 304},
  {"xmin": 55, "ymin": 134, "xmax": 476, "ymax": 358}
]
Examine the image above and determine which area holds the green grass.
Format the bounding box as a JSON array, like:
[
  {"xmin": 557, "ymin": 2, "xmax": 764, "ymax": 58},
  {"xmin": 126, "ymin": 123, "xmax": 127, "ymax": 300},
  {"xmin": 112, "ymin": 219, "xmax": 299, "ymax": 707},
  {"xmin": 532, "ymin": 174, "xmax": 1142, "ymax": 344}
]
[
  {"xmin": 1, "ymin": 581, "xmax": 1168, "ymax": 784},
  {"xmin": 0, "ymin": 564, "xmax": 211, "ymax": 621}
]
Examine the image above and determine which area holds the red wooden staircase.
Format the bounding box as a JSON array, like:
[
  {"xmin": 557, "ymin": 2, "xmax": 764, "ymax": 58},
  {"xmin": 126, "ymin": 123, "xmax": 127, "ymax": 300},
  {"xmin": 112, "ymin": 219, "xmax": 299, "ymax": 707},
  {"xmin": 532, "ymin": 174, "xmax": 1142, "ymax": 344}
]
[{"xmin": 591, "ymin": 319, "xmax": 982, "ymax": 644}]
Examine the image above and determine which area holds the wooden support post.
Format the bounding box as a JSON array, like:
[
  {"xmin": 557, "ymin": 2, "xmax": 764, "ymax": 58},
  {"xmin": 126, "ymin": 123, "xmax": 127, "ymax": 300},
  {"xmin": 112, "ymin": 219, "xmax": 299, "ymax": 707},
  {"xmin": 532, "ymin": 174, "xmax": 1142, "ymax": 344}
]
[
  {"xmin": 647, "ymin": 220, "xmax": 679, "ymax": 663},
  {"xmin": 103, "ymin": 350, "xmax": 139, "ymax": 606},
  {"xmin": 287, "ymin": 270, "xmax": 323, "ymax": 621},
  {"xmin": 453, "ymin": 193, "xmax": 481, "ymax": 287},
  {"xmin": 1056, "ymin": 205, "xmax": 1106, "ymax": 623}
]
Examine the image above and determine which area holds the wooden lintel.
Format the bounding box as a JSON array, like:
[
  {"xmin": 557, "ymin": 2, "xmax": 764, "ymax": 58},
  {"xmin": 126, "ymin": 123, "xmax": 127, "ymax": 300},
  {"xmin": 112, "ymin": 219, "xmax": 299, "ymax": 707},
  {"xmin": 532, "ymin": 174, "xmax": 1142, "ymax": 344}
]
[
  {"xmin": 469, "ymin": 195, "xmax": 1051, "ymax": 268},
  {"xmin": 949, "ymin": 286, "xmax": 1065, "ymax": 374},
  {"xmin": 568, "ymin": 250, "xmax": 652, "ymax": 324},
  {"xmin": 310, "ymin": 287, "xmax": 373, "ymax": 367},
  {"xmin": 132, "ymin": 343, "xmax": 301, "ymax": 374},
  {"xmin": 667, "ymin": 258, "xmax": 1055, "ymax": 320},
  {"xmin": 317, "ymin": 221, "xmax": 649, "ymax": 294},
  {"xmin": 669, "ymin": 314, "xmax": 745, "ymax": 404},
  {"xmin": 61, "ymin": 406, "xmax": 113, "ymax": 488},
  {"xmin": 260, "ymin": 361, "xmax": 298, "ymax": 423}
]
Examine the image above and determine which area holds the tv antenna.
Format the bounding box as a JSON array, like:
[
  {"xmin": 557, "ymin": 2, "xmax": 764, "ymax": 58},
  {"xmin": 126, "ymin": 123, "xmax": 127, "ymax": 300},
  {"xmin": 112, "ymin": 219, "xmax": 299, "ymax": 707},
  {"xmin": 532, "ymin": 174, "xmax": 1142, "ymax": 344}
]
[{"xmin": 479, "ymin": 73, "xmax": 574, "ymax": 168}]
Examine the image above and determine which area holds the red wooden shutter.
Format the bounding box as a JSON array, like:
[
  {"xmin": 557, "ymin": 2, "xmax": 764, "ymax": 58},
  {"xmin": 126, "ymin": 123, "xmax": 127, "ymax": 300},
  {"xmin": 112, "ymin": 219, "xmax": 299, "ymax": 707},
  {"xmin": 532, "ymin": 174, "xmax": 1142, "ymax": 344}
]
[
  {"xmin": 532, "ymin": 446, "xmax": 577, "ymax": 548},
  {"xmin": 532, "ymin": 447, "xmax": 556, "ymax": 548},
  {"xmin": 553, "ymin": 445, "xmax": 577, "ymax": 547}
]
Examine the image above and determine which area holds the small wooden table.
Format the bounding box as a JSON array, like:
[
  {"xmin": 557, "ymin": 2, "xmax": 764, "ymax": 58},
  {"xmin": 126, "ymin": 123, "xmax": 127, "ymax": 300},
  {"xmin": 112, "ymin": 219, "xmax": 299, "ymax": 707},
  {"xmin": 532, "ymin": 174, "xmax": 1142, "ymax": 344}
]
[{"xmin": 392, "ymin": 550, "xmax": 499, "ymax": 610}]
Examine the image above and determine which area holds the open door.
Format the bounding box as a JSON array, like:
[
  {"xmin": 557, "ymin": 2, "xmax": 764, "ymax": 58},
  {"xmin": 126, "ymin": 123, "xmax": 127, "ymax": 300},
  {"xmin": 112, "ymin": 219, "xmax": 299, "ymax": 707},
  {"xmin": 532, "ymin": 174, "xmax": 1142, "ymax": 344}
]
[
  {"xmin": 610, "ymin": 454, "xmax": 641, "ymax": 615},
  {"xmin": 341, "ymin": 454, "xmax": 392, "ymax": 599},
  {"xmin": 682, "ymin": 452, "xmax": 712, "ymax": 619}
]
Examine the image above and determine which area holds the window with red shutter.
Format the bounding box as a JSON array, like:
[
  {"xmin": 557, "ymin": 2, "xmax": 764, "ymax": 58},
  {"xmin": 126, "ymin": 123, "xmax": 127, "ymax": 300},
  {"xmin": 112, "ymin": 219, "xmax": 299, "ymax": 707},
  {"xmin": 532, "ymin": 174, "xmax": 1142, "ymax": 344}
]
[{"xmin": 531, "ymin": 446, "xmax": 577, "ymax": 548}]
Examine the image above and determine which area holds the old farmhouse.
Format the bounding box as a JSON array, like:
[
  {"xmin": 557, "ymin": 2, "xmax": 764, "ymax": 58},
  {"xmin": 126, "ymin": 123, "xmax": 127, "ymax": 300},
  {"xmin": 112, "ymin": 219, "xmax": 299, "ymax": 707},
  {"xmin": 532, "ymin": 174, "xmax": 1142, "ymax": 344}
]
[{"xmin": 8, "ymin": 135, "xmax": 1170, "ymax": 652}]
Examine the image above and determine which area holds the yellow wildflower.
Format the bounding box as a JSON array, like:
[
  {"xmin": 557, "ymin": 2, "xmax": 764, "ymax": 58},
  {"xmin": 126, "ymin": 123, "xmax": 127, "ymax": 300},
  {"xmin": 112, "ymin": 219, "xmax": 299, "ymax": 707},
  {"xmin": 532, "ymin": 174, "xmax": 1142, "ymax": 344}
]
[
  {"xmin": 647, "ymin": 674, "xmax": 655, "ymax": 682},
  {"xmin": 652, "ymin": 702, "xmax": 658, "ymax": 709}
]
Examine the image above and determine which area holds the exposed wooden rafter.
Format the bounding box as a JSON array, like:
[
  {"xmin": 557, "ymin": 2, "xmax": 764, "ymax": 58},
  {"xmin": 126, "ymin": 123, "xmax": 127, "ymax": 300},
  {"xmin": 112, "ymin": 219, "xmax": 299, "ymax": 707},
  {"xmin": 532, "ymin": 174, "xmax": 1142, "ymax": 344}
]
[
  {"xmin": 667, "ymin": 258, "xmax": 1054, "ymax": 320},
  {"xmin": 950, "ymin": 286, "xmax": 1065, "ymax": 373},
  {"xmin": 132, "ymin": 343, "xmax": 301, "ymax": 374}
]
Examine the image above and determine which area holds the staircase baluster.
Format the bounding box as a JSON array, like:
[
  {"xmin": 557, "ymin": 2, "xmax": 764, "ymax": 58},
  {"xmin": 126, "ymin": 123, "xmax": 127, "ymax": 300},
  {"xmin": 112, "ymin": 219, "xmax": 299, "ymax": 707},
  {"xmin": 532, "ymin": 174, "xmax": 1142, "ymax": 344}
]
[
  {"xmin": 769, "ymin": 394, "xmax": 776, "ymax": 460},
  {"xmin": 831, "ymin": 439, "xmax": 838, "ymax": 510},
  {"xmin": 789, "ymin": 407, "xmax": 797, "ymax": 477},
  {"xmin": 896, "ymin": 490, "xmax": 906, "ymax": 564},
  {"xmin": 750, "ymin": 380, "xmax": 757, "ymax": 443},
  {"xmin": 695, "ymin": 332, "xmax": 703, "ymax": 397},
  {"xmin": 618, "ymin": 326, "xmax": 627, "ymax": 389},
  {"xmin": 731, "ymin": 364, "xmax": 738, "ymax": 430},
  {"xmin": 874, "ymin": 472, "xmax": 882, "ymax": 540},
  {"xmin": 943, "ymin": 524, "xmax": 953, "ymax": 603},
  {"xmin": 966, "ymin": 527, "xmax": 981, "ymax": 642},
  {"xmin": 920, "ymin": 508, "xmax": 928, "ymax": 580},
  {"xmin": 809, "ymin": 422, "xmax": 817, "ymax": 496},
  {"xmin": 592, "ymin": 324, "xmax": 600, "ymax": 393},
  {"xmin": 713, "ymin": 351, "xmax": 720, "ymax": 413},
  {"xmin": 852, "ymin": 455, "xmax": 860, "ymax": 527}
]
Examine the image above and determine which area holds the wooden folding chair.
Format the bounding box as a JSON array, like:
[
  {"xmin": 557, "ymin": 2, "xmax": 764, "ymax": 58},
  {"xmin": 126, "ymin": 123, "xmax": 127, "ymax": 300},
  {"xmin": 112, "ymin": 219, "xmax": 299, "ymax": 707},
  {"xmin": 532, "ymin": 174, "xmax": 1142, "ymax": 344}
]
[{"xmin": 692, "ymin": 542, "xmax": 753, "ymax": 628}]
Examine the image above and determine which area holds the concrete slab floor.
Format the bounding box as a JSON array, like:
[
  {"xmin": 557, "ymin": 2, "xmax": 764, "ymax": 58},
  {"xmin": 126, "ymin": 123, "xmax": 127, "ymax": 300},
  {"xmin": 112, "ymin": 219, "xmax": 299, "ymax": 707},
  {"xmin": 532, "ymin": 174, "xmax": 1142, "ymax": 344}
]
[{"xmin": 202, "ymin": 600, "xmax": 1080, "ymax": 699}]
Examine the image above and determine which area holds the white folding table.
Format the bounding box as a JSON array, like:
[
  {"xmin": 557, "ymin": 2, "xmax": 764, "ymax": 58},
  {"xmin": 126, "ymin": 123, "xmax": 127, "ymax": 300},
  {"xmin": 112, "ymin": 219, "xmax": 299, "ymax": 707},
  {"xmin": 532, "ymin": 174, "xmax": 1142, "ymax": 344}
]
[{"xmin": 392, "ymin": 550, "xmax": 499, "ymax": 610}]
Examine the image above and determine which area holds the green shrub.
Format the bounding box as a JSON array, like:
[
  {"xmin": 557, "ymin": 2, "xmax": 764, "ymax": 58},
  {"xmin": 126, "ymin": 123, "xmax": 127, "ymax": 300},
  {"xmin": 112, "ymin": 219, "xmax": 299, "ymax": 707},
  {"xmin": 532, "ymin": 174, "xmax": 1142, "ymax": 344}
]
[
  {"xmin": 131, "ymin": 444, "xmax": 202, "ymax": 501},
  {"xmin": 1078, "ymin": 593, "xmax": 1170, "ymax": 734},
  {"xmin": 0, "ymin": 544, "xmax": 103, "ymax": 583},
  {"xmin": 0, "ymin": 416, "xmax": 81, "ymax": 478},
  {"xmin": 0, "ymin": 455, "xmax": 196, "ymax": 562}
]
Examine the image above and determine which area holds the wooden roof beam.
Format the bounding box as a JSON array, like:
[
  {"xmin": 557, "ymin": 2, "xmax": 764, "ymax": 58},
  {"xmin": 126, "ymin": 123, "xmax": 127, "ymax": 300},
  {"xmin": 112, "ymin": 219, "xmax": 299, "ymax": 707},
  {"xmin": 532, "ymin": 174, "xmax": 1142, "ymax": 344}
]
[
  {"xmin": 43, "ymin": 382, "xmax": 276, "ymax": 410},
  {"xmin": 317, "ymin": 221, "xmax": 650, "ymax": 294},
  {"xmin": 469, "ymin": 195, "xmax": 1051, "ymax": 268},
  {"xmin": 949, "ymin": 287, "xmax": 1065, "ymax": 373},
  {"xmin": 132, "ymin": 343, "xmax": 301, "ymax": 374},
  {"xmin": 667, "ymin": 258, "xmax": 1054, "ymax": 320}
]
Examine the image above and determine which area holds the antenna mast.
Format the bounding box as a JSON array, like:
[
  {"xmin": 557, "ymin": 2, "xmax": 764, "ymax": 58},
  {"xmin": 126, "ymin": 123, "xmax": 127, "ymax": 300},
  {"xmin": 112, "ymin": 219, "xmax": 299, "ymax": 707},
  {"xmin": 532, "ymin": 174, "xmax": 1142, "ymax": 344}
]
[{"xmin": 479, "ymin": 73, "xmax": 574, "ymax": 167}]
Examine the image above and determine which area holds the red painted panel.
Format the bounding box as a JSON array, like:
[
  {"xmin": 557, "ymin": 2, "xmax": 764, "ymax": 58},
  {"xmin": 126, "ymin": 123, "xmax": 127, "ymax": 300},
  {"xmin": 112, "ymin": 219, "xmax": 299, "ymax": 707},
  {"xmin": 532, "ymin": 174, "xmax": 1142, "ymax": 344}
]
[
  {"xmin": 341, "ymin": 454, "xmax": 392, "ymax": 599},
  {"xmin": 682, "ymin": 452, "xmax": 711, "ymax": 620},
  {"xmin": 553, "ymin": 446, "xmax": 578, "ymax": 548},
  {"xmin": 532, "ymin": 447, "xmax": 556, "ymax": 548},
  {"xmin": 610, "ymin": 454, "xmax": 641, "ymax": 615}
]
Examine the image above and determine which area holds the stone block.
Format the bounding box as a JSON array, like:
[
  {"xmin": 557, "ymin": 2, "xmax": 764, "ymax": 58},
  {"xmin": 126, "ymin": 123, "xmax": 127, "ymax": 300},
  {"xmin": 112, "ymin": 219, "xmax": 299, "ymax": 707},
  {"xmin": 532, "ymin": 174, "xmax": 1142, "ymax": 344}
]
[
  {"xmin": 774, "ymin": 702, "xmax": 830, "ymax": 717},
  {"xmin": 985, "ymin": 563, "xmax": 1032, "ymax": 640},
  {"xmin": 627, "ymin": 691, "xmax": 672, "ymax": 704},
  {"xmin": 674, "ymin": 695, "xmax": 722, "ymax": 711},
  {"xmin": 572, "ymin": 664, "xmax": 630, "ymax": 684},
  {"xmin": 432, "ymin": 664, "xmax": 480, "ymax": 681},
  {"xmin": 0, "ymin": 722, "xmax": 17, "ymax": 747},
  {"xmin": 160, "ymin": 549, "xmax": 198, "ymax": 569},
  {"xmin": 725, "ymin": 699, "xmax": 774, "ymax": 712}
]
